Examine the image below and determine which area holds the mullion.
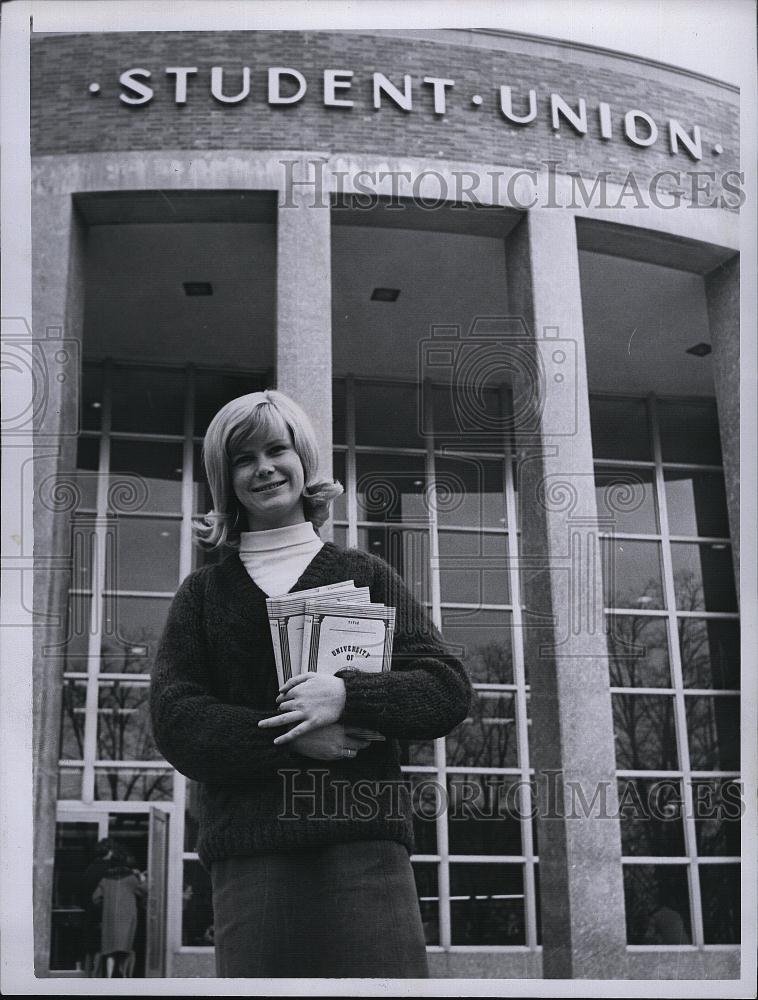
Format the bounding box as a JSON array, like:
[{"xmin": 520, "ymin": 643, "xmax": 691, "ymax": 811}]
[
  {"xmin": 82, "ymin": 359, "xmax": 113, "ymax": 804},
  {"xmin": 423, "ymin": 381, "xmax": 452, "ymax": 952},
  {"xmin": 648, "ymin": 395, "xmax": 705, "ymax": 947}
]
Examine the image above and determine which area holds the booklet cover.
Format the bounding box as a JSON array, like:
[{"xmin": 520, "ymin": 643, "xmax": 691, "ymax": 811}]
[
  {"xmin": 299, "ymin": 601, "xmax": 396, "ymax": 742},
  {"xmin": 266, "ymin": 581, "xmax": 367, "ymax": 685}
]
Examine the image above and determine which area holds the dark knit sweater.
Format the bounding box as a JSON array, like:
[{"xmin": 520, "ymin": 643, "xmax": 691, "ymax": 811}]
[{"xmin": 150, "ymin": 543, "xmax": 471, "ymax": 867}]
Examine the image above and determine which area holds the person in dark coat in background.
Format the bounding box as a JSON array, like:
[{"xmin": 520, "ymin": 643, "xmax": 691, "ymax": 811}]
[
  {"xmin": 80, "ymin": 838, "xmax": 114, "ymax": 976},
  {"xmin": 92, "ymin": 844, "xmax": 147, "ymax": 977}
]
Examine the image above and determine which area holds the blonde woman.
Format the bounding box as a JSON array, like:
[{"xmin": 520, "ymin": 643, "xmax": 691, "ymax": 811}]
[{"xmin": 150, "ymin": 390, "xmax": 471, "ymax": 978}]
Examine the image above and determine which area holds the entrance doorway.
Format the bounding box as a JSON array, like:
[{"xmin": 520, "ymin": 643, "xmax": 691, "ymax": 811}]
[{"xmin": 50, "ymin": 808, "xmax": 168, "ymax": 976}]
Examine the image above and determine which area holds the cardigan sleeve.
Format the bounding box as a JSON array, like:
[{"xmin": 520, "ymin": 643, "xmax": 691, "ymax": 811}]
[
  {"xmin": 336, "ymin": 555, "xmax": 472, "ymax": 739},
  {"xmin": 150, "ymin": 572, "xmax": 305, "ymax": 784}
]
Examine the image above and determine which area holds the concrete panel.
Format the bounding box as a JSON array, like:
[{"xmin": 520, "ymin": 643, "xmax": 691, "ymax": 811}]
[
  {"xmin": 276, "ymin": 179, "xmax": 333, "ymax": 539},
  {"xmin": 705, "ymin": 253, "xmax": 740, "ymax": 592},
  {"xmin": 32, "ymin": 193, "xmax": 85, "ymax": 975},
  {"xmin": 506, "ymin": 210, "xmax": 628, "ymax": 979}
]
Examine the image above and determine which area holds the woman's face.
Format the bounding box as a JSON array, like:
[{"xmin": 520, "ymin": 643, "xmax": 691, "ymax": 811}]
[{"xmin": 230, "ymin": 424, "xmax": 306, "ymax": 531}]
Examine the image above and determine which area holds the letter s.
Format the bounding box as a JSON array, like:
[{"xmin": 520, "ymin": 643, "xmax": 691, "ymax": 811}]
[{"xmin": 120, "ymin": 68, "xmax": 154, "ymax": 105}]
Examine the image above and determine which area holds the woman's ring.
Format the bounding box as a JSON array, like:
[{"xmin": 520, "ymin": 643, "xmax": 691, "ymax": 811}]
[{"xmin": 342, "ymin": 748, "xmax": 357, "ymax": 758}]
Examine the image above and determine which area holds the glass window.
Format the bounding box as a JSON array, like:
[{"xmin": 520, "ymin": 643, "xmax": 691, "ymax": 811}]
[
  {"xmin": 671, "ymin": 543, "xmax": 737, "ymax": 612},
  {"xmin": 185, "ymin": 781, "xmax": 201, "ymax": 853},
  {"xmin": 357, "ymin": 526, "xmax": 430, "ymax": 604},
  {"xmin": 399, "ymin": 737, "xmax": 436, "ymax": 767},
  {"xmin": 446, "ymin": 691, "xmax": 519, "ymax": 769},
  {"xmin": 332, "ymin": 379, "xmax": 346, "ymax": 446},
  {"xmin": 607, "ymin": 615, "xmax": 671, "ymax": 688},
  {"xmin": 81, "ymin": 364, "xmax": 103, "ymax": 432},
  {"xmin": 447, "ymin": 775, "xmax": 523, "ymax": 855},
  {"xmin": 64, "ymin": 593, "xmax": 92, "ymax": 670},
  {"xmin": 332, "ymin": 524, "xmax": 348, "ymax": 549},
  {"xmin": 433, "ymin": 384, "xmax": 507, "ymax": 453},
  {"xmin": 623, "ymin": 864, "xmax": 691, "ymax": 944},
  {"xmin": 589, "ymin": 397, "xmax": 651, "ymax": 461},
  {"xmin": 450, "ymin": 863, "xmax": 525, "ymax": 945},
  {"xmin": 664, "ymin": 469, "xmax": 729, "ymax": 538},
  {"xmin": 440, "ymin": 609, "xmax": 514, "ymax": 685},
  {"xmin": 612, "ymin": 695, "xmax": 678, "ymax": 771},
  {"xmin": 111, "ymin": 366, "xmax": 186, "ymax": 436},
  {"xmin": 617, "ymin": 778, "xmax": 686, "ymax": 856},
  {"xmin": 182, "ymin": 859, "xmax": 215, "ymax": 947},
  {"xmin": 108, "ymin": 517, "xmax": 181, "ymax": 592},
  {"xmin": 109, "ymin": 440, "xmax": 184, "ymax": 513},
  {"xmin": 594, "ymin": 467, "xmax": 658, "ymax": 534},
  {"xmin": 692, "ymin": 780, "xmax": 741, "ymax": 856},
  {"xmin": 58, "ymin": 768, "xmax": 83, "ymax": 799},
  {"xmin": 331, "ymin": 451, "xmax": 347, "ymax": 521},
  {"xmin": 699, "ymin": 864, "xmax": 740, "ymax": 944},
  {"xmin": 94, "ymin": 768, "xmax": 172, "ymax": 801},
  {"xmin": 601, "ymin": 540, "xmax": 665, "ymax": 609},
  {"xmin": 439, "ymin": 531, "xmax": 509, "ymax": 606},
  {"xmin": 50, "ymin": 820, "xmax": 101, "ymax": 971},
  {"xmin": 657, "ymin": 399, "xmax": 722, "ymax": 465},
  {"xmin": 96, "ymin": 680, "xmax": 161, "ymax": 761},
  {"xmin": 74, "ymin": 436, "xmax": 99, "ymax": 508},
  {"xmin": 59, "ymin": 679, "xmax": 87, "ymax": 760},
  {"xmin": 434, "ymin": 456, "xmax": 507, "ymax": 529},
  {"xmin": 408, "ymin": 774, "xmax": 439, "ymax": 855},
  {"xmin": 101, "ymin": 595, "xmax": 172, "ymax": 673},
  {"xmin": 685, "ymin": 695, "xmax": 739, "ymax": 771},
  {"xmin": 194, "ymin": 369, "xmax": 267, "ymax": 436},
  {"xmin": 412, "ymin": 863, "xmax": 440, "ymax": 946},
  {"xmin": 355, "ymin": 381, "xmax": 424, "ymax": 449},
  {"xmin": 356, "ymin": 453, "xmax": 428, "ymax": 524},
  {"xmin": 679, "ymin": 619, "xmax": 739, "ymax": 689}
]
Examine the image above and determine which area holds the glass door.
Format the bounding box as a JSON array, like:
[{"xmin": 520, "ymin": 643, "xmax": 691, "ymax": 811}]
[
  {"xmin": 50, "ymin": 812, "xmax": 109, "ymax": 973},
  {"xmin": 145, "ymin": 806, "xmax": 170, "ymax": 977}
]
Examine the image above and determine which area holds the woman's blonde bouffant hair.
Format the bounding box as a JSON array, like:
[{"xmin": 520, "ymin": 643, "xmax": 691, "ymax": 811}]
[{"xmin": 194, "ymin": 389, "xmax": 344, "ymax": 549}]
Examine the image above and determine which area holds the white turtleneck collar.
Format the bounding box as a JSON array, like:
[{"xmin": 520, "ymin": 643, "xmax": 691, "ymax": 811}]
[{"xmin": 239, "ymin": 521, "xmax": 324, "ymax": 596}]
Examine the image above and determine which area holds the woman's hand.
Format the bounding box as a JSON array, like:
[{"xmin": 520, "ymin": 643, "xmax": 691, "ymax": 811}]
[
  {"xmin": 289, "ymin": 723, "xmax": 371, "ymax": 761},
  {"xmin": 258, "ymin": 673, "xmax": 347, "ymax": 744}
]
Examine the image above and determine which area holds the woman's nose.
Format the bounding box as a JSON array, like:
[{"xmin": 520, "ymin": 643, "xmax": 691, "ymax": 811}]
[{"xmin": 255, "ymin": 458, "xmax": 275, "ymax": 477}]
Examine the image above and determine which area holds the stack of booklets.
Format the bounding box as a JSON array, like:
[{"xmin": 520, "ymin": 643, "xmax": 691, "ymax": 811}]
[{"xmin": 266, "ymin": 580, "xmax": 396, "ymax": 742}]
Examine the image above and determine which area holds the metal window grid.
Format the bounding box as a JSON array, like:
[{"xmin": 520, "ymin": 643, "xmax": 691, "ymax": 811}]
[{"xmin": 597, "ymin": 393, "xmax": 740, "ymax": 950}]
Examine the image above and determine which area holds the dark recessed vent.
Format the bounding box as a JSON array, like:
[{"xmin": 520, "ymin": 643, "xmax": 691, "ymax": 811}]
[
  {"xmin": 685, "ymin": 342, "xmax": 712, "ymax": 357},
  {"xmin": 370, "ymin": 287, "xmax": 400, "ymax": 302},
  {"xmin": 183, "ymin": 282, "xmax": 213, "ymax": 296}
]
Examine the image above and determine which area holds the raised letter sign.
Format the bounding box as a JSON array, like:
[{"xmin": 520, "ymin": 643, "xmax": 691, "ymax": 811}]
[
  {"xmin": 551, "ymin": 94, "xmax": 588, "ymax": 134},
  {"xmin": 624, "ymin": 109, "xmax": 658, "ymax": 147},
  {"xmin": 373, "ymin": 73, "xmax": 412, "ymax": 111},
  {"xmin": 119, "ymin": 68, "xmax": 153, "ymax": 105},
  {"xmin": 165, "ymin": 67, "xmax": 198, "ymax": 105},
  {"xmin": 668, "ymin": 120, "xmax": 702, "ymax": 161},
  {"xmin": 422, "ymin": 77, "xmax": 455, "ymax": 115},
  {"xmin": 211, "ymin": 67, "xmax": 251, "ymax": 104},
  {"xmin": 499, "ymin": 86, "xmax": 537, "ymax": 124},
  {"xmin": 324, "ymin": 69, "xmax": 354, "ymax": 107},
  {"xmin": 268, "ymin": 67, "xmax": 307, "ymax": 105}
]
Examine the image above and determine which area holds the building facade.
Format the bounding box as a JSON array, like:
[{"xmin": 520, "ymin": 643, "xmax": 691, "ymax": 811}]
[{"xmin": 30, "ymin": 28, "xmax": 741, "ymax": 979}]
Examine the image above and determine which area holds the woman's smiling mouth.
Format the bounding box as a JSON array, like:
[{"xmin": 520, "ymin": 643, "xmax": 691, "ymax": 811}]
[{"xmin": 251, "ymin": 479, "xmax": 287, "ymax": 494}]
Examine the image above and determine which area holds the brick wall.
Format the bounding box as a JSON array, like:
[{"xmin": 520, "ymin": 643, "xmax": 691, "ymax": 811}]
[{"xmin": 31, "ymin": 31, "xmax": 739, "ymax": 198}]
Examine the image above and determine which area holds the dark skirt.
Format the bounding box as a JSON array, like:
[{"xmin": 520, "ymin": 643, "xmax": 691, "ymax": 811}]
[{"xmin": 211, "ymin": 840, "xmax": 429, "ymax": 978}]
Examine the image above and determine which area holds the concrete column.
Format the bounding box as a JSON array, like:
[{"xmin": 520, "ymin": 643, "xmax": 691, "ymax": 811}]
[
  {"xmin": 705, "ymin": 253, "xmax": 739, "ymax": 593},
  {"xmin": 276, "ymin": 179, "xmax": 333, "ymax": 539},
  {"xmin": 31, "ymin": 191, "xmax": 85, "ymax": 975},
  {"xmin": 506, "ymin": 211, "xmax": 628, "ymax": 978}
]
